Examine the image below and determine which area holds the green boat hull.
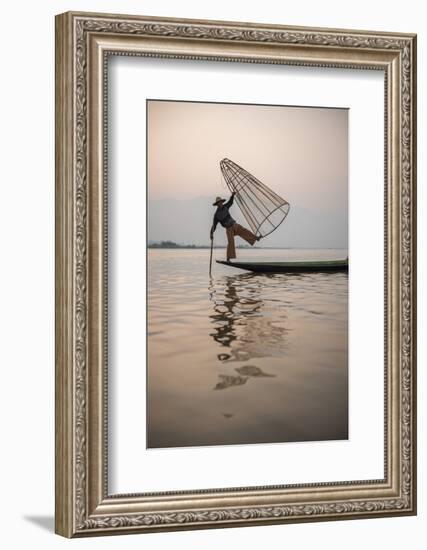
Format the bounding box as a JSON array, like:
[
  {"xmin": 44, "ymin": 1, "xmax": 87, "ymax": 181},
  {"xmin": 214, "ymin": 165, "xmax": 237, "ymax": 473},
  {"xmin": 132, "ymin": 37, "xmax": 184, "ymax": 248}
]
[{"xmin": 216, "ymin": 259, "xmax": 348, "ymax": 273}]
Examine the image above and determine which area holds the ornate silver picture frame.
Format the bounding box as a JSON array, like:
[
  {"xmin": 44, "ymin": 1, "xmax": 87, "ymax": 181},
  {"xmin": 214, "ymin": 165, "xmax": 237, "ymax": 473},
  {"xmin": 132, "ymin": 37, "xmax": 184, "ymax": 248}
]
[{"xmin": 55, "ymin": 11, "xmax": 417, "ymax": 537}]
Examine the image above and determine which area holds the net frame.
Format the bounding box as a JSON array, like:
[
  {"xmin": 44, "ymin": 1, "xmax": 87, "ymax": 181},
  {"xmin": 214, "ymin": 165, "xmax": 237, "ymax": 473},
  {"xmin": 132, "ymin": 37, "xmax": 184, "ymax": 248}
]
[{"xmin": 220, "ymin": 158, "xmax": 290, "ymax": 238}]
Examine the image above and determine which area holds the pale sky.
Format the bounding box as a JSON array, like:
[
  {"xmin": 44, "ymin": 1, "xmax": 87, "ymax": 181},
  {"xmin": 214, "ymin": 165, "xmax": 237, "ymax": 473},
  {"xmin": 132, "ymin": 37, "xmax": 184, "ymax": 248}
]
[
  {"xmin": 148, "ymin": 100, "xmax": 347, "ymax": 207},
  {"xmin": 147, "ymin": 100, "xmax": 348, "ymax": 247}
]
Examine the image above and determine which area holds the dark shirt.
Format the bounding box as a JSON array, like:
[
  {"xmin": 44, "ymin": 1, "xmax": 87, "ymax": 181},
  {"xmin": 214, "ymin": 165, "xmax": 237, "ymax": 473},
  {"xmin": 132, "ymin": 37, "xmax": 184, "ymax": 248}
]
[{"xmin": 212, "ymin": 195, "xmax": 235, "ymax": 231}]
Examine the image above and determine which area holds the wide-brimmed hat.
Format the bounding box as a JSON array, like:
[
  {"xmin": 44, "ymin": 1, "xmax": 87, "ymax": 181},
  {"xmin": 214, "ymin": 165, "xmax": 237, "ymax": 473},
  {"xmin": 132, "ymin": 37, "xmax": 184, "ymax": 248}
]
[{"xmin": 213, "ymin": 196, "xmax": 225, "ymax": 206}]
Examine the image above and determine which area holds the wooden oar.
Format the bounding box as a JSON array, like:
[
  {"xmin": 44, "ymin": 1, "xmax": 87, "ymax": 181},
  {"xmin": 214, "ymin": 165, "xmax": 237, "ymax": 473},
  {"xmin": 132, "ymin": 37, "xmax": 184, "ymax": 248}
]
[{"xmin": 209, "ymin": 237, "xmax": 214, "ymax": 276}]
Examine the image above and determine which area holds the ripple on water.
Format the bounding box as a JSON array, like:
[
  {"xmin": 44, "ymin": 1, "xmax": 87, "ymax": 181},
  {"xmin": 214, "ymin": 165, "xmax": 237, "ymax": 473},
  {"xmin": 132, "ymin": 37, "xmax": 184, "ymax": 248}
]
[{"xmin": 147, "ymin": 249, "xmax": 349, "ymax": 448}]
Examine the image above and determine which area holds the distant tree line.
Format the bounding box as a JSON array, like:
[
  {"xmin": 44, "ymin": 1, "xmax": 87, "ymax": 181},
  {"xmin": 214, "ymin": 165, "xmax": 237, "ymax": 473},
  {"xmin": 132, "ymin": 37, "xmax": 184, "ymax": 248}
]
[{"xmin": 148, "ymin": 240, "xmax": 252, "ymax": 249}]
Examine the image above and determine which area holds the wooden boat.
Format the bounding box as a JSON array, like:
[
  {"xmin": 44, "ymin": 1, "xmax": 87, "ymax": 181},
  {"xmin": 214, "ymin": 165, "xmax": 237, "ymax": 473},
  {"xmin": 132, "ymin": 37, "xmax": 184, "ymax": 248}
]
[{"xmin": 216, "ymin": 259, "xmax": 348, "ymax": 273}]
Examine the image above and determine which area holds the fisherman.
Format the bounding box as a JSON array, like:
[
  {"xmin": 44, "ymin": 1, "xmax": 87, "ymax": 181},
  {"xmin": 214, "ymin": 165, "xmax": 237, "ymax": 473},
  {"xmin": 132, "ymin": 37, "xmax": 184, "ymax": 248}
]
[{"xmin": 210, "ymin": 193, "xmax": 261, "ymax": 261}]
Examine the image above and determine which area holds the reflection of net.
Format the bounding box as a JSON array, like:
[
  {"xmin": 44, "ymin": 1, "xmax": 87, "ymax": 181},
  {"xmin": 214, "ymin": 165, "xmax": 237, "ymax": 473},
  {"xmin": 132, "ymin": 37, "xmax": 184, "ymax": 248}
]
[{"xmin": 220, "ymin": 158, "xmax": 290, "ymax": 238}]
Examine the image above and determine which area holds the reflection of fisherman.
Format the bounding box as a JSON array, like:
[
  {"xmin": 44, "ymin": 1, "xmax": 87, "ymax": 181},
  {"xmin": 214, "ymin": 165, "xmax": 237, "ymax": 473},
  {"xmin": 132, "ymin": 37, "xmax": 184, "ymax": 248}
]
[
  {"xmin": 210, "ymin": 193, "xmax": 261, "ymax": 261},
  {"xmin": 210, "ymin": 277, "xmax": 254, "ymax": 350},
  {"xmin": 209, "ymin": 275, "xmax": 287, "ymax": 363}
]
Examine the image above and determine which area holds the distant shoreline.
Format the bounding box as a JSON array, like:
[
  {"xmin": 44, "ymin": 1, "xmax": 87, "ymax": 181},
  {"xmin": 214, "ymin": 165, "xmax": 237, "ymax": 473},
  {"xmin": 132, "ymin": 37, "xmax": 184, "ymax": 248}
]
[
  {"xmin": 148, "ymin": 242, "xmax": 347, "ymax": 250},
  {"xmin": 148, "ymin": 243, "xmax": 254, "ymax": 249}
]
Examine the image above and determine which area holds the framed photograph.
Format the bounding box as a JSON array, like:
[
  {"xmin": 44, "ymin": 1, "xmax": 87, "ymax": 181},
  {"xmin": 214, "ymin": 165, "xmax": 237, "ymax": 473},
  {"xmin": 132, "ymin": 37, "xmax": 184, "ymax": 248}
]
[{"xmin": 55, "ymin": 11, "xmax": 417, "ymax": 537}]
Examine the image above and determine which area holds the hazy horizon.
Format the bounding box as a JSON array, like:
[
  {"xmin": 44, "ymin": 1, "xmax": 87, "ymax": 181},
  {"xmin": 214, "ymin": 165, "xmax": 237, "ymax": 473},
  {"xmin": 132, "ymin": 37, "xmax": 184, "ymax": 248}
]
[{"xmin": 148, "ymin": 195, "xmax": 348, "ymax": 249}]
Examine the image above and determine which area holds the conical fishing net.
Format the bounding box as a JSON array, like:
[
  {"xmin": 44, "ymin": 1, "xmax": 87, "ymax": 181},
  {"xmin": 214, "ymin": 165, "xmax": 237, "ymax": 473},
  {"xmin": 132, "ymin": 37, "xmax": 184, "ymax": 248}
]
[{"xmin": 220, "ymin": 158, "xmax": 290, "ymax": 238}]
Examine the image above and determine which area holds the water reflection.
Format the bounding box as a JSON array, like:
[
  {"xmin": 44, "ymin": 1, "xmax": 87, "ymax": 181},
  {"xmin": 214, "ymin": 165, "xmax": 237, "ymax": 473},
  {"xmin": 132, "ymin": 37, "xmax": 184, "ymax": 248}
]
[
  {"xmin": 214, "ymin": 366, "xmax": 276, "ymax": 391},
  {"xmin": 214, "ymin": 374, "xmax": 249, "ymax": 390},
  {"xmin": 209, "ymin": 274, "xmax": 287, "ymax": 390},
  {"xmin": 147, "ymin": 250, "xmax": 349, "ymax": 448}
]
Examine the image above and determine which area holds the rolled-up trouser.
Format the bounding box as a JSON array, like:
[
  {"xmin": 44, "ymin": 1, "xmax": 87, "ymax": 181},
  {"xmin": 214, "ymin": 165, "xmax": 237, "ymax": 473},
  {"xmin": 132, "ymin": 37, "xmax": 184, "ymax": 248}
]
[{"xmin": 226, "ymin": 223, "xmax": 257, "ymax": 260}]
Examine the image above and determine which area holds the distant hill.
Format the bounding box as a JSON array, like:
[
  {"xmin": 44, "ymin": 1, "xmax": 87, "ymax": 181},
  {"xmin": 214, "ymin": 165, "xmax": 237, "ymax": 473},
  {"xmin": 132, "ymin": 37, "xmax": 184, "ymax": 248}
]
[{"xmin": 148, "ymin": 196, "xmax": 347, "ymax": 249}]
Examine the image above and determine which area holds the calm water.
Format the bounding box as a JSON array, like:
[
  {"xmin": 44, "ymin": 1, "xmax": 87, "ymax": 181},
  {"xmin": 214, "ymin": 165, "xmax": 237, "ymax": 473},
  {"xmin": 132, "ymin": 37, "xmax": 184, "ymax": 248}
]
[{"xmin": 147, "ymin": 248, "xmax": 348, "ymax": 448}]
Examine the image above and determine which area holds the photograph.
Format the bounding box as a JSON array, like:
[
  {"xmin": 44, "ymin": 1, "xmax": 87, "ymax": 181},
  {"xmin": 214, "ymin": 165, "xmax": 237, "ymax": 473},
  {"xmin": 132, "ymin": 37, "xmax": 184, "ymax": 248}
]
[{"xmin": 147, "ymin": 99, "xmax": 349, "ymax": 448}]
